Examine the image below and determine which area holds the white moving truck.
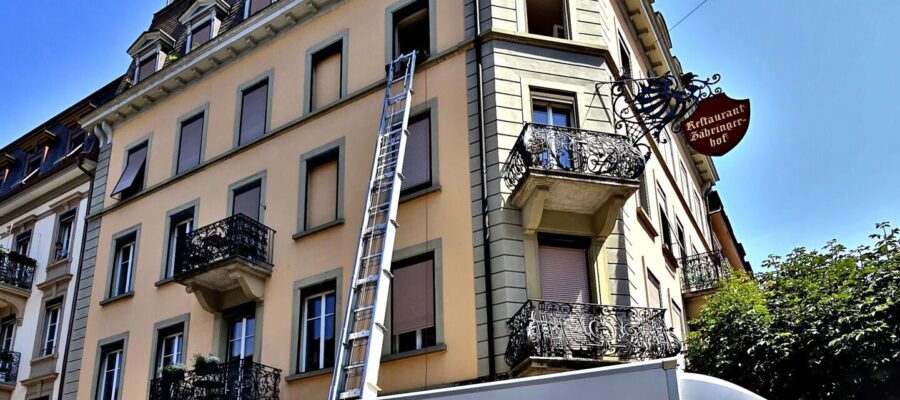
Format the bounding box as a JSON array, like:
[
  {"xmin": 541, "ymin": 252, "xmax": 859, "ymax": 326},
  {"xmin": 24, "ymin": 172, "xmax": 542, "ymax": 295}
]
[{"xmin": 381, "ymin": 359, "xmax": 764, "ymax": 400}]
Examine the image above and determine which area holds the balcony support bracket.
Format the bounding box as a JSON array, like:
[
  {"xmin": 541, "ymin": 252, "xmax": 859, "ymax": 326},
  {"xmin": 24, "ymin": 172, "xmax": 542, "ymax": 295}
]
[
  {"xmin": 522, "ymin": 185, "xmax": 550, "ymax": 235},
  {"xmin": 593, "ymin": 195, "xmax": 627, "ymax": 244}
]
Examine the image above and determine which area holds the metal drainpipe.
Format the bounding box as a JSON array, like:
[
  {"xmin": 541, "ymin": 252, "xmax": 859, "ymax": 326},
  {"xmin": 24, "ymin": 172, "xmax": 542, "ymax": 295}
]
[
  {"xmin": 473, "ymin": 0, "xmax": 496, "ymax": 379},
  {"xmin": 57, "ymin": 128, "xmax": 102, "ymax": 400}
]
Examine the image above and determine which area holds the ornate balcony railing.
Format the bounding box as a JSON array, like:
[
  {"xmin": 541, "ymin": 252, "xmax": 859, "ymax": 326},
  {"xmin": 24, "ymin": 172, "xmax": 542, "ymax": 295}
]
[
  {"xmin": 505, "ymin": 300, "xmax": 681, "ymax": 369},
  {"xmin": 0, "ymin": 350, "xmax": 21, "ymax": 384},
  {"xmin": 174, "ymin": 214, "xmax": 275, "ymax": 281},
  {"xmin": 682, "ymin": 250, "xmax": 731, "ymax": 294},
  {"xmin": 149, "ymin": 359, "xmax": 281, "ymax": 400},
  {"xmin": 502, "ymin": 123, "xmax": 647, "ymax": 193},
  {"xmin": 0, "ymin": 251, "xmax": 36, "ymax": 291}
]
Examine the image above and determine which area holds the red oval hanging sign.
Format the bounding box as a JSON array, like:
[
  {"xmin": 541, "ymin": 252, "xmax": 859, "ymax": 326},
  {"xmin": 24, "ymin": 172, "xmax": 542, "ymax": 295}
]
[{"xmin": 680, "ymin": 93, "xmax": 750, "ymax": 156}]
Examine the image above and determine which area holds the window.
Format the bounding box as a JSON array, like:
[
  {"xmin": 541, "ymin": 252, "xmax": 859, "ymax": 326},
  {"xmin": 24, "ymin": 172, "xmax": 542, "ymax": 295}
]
[
  {"xmin": 310, "ymin": 41, "xmax": 343, "ymax": 112},
  {"xmin": 55, "ymin": 209, "xmax": 77, "ymax": 261},
  {"xmin": 637, "ymin": 173, "xmax": 651, "ymax": 214},
  {"xmin": 538, "ymin": 234, "xmax": 590, "ymax": 304},
  {"xmin": 400, "ymin": 112, "xmax": 432, "ymax": 195},
  {"xmin": 187, "ymin": 20, "xmax": 213, "ymax": 51},
  {"xmin": 136, "ymin": 54, "xmax": 158, "ymax": 83},
  {"xmin": 15, "ymin": 231, "xmax": 31, "ymax": 255},
  {"xmin": 155, "ymin": 324, "xmax": 184, "ymax": 376},
  {"xmin": 679, "ymin": 163, "xmax": 689, "ymax": 195},
  {"xmin": 238, "ymin": 79, "xmax": 269, "ymax": 145},
  {"xmin": 24, "ymin": 147, "xmax": 46, "ymax": 177},
  {"xmin": 391, "ymin": 253, "xmax": 436, "ymax": 353},
  {"xmin": 619, "ymin": 39, "xmax": 632, "ymax": 78},
  {"xmin": 111, "ymin": 141, "xmax": 148, "ymax": 200},
  {"xmin": 227, "ymin": 311, "xmax": 255, "ymax": 361},
  {"xmin": 299, "ymin": 282, "xmax": 335, "ymax": 372},
  {"xmin": 176, "ymin": 113, "xmax": 204, "ymax": 174},
  {"xmin": 647, "ymin": 271, "xmax": 662, "ymax": 309},
  {"xmin": 532, "ymin": 93, "xmax": 576, "ymax": 169},
  {"xmin": 671, "ymin": 300, "xmax": 684, "ymax": 338},
  {"xmin": 165, "ymin": 208, "xmax": 194, "ymax": 279},
  {"xmin": 232, "ymin": 180, "xmax": 262, "ymax": 222},
  {"xmin": 68, "ymin": 127, "xmax": 87, "ymax": 153},
  {"xmin": 393, "ymin": 0, "xmax": 430, "ymax": 59},
  {"xmin": 0, "ymin": 317, "xmax": 15, "ymax": 351},
  {"xmin": 42, "ymin": 299, "xmax": 62, "ymax": 356},
  {"xmin": 676, "ymin": 219, "xmax": 686, "ymax": 259},
  {"xmin": 304, "ymin": 151, "xmax": 339, "ymax": 230},
  {"xmin": 110, "ymin": 234, "xmax": 136, "ymax": 298},
  {"xmin": 657, "ymin": 184, "xmax": 672, "ymax": 249},
  {"xmin": 244, "ymin": 0, "xmax": 272, "ymax": 18},
  {"xmin": 525, "ymin": 0, "xmax": 568, "ymax": 38},
  {"xmin": 97, "ymin": 342, "xmax": 124, "ymax": 400}
]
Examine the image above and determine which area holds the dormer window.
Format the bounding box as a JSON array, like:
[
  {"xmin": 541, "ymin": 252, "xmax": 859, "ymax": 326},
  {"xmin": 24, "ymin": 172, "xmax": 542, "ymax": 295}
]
[
  {"xmin": 136, "ymin": 53, "xmax": 160, "ymax": 84},
  {"xmin": 180, "ymin": 0, "xmax": 228, "ymax": 54},
  {"xmin": 244, "ymin": 0, "xmax": 273, "ymax": 19},
  {"xmin": 25, "ymin": 149, "xmax": 45, "ymax": 176}
]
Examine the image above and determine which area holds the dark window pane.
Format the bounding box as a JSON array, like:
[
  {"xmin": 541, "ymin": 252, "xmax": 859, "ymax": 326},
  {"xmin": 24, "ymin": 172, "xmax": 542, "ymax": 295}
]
[
  {"xmin": 232, "ymin": 181, "xmax": 261, "ymax": 221},
  {"xmin": 191, "ymin": 21, "xmax": 213, "ymax": 49},
  {"xmin": 138, "ymin": 56, "xmax": 157, "ymax": 83},
  {"xmin": 525, "ymin": 0, "xmax": 567, "ymax": 38},
  {"xmin": 394, "ymin": 0, "xmax": 429, "ymax": 58},
  {"xmin": 400, "ymin": 114, "xmax": 431, "ymax": 193},
  {"xmin": 239, "ymin": 81, "xmax": 268, "ymax": 145},
  {"xmin": 177, "ymin": 114, "xmax": 204, "ymax": 173}
]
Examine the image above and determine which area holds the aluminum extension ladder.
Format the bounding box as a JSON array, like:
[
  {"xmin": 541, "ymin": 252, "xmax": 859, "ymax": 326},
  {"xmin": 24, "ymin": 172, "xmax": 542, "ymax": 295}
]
[{"xmin": 328, "ymin": 51, "xmax": 418, "ymax": 400}]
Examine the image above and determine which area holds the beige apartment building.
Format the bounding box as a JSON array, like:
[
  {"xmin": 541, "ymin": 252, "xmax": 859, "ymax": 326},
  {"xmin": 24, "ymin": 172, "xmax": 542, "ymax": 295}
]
[{"xmin": 54, "ymin": 0, "xmax": 748, "ymax": 399}]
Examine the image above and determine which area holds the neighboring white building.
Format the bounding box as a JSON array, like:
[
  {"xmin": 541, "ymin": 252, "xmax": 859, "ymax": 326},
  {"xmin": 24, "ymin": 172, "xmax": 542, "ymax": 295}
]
[{"xmin": 0, "ymin": 80, "xmax": 118, "ymax": 400}]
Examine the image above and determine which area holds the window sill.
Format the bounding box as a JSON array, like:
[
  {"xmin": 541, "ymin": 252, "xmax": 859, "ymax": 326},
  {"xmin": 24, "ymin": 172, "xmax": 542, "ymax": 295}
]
[
  {"xmin": 99, "ymin": 291, "xmax": 134, "ymax": 306},
  {"xmin": 30, "ymin": 353, "xmax": 57, "ymax": 365},
  {"xmin": 46, "ymin": 257, "xmax": 71, "ymax": 270},
  {"xmin": 399, "ymin": 184, "xmax": 441, "ymax": 203},
  {"xmin": 662, "ymin": 244, "xmax": 680, "ymax": 270},
  {"xmin": 155, "ymin": 277, "xmax": 177, "ymax": 287},
  {"xmin": 293, "ymin": 219, "xmax": 344, "ymax": 241},
  {"xmin": 285, "ymin": 367, "xmax": 334, "ymax": 382},
  {"xmin": 381, "ymin": 343, "xmax": 447, "ymax": 363},
  {"xmin": 636, "ymin": 207, "xmax": 658, "ymax": 239}
]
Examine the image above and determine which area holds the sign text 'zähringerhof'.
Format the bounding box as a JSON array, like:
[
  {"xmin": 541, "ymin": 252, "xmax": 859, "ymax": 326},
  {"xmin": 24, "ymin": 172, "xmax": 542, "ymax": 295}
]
[{"xmin": 680, "ymin": 93, "xmax": 750, "ymax": 156}]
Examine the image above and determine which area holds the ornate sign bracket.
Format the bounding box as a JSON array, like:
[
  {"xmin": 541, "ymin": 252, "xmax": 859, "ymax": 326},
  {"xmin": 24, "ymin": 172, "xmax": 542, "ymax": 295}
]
[{"xmin": 595, "ymin": 72, "xmax": 723, "ymax": 159}]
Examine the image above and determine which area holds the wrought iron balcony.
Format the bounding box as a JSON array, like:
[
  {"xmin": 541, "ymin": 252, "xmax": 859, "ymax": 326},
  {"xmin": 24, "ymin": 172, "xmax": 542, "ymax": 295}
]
[
  {"xmin": 173, "ymin": 214, "xmax": 275, "ymax": 312},
  {"xmin": 149, "ymin": 359, "xmax": 281, "ymax": 400},
  {"xmin": 682, "ymin": 250, "xmax": 732, "ymax": 294},
  {"xmin": 0, "ymin": 252, "xmax": 35, "ymax": 291},
  {"xmin": 505, "ymin": 300, "xmax": 681, "ymax": 373},
  {"xmin": 0, "ymin": 350, "xmax": 20, "ymax": 384}
]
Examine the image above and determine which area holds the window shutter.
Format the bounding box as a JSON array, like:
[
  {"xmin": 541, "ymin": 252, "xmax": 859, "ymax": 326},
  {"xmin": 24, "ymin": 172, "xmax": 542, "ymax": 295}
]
[
  {"xmin": 392, "ymin": 259, "xmax": 434, "ymax": 334},
  {"xmin": 400, "ymin": 115, "xmax": 431, "ymax": 192},
  {"xmin": 111, "ymin": 144, "xmax": 148, "ymax": 196},
  {"xmin": 177, "ymin": 115, "xmax": 204, "ymax": 173},
  {"xmin": 311, "ymin": 49, "xmax": 342, "ymax": 111},
  {"xmin": 539, "ymin": 245, "xmax": 589, "ymax": 303},
  {"xmin": 648, "ymin": 273, "xmax": 661, "ymax": 308},
  {"xmin": 306, "ymin": 159, "xmax": 338, "ymax": 228}
]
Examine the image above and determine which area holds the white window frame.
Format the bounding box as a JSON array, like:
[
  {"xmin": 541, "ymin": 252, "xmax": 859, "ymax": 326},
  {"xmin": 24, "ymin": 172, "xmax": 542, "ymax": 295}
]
[
  {"xmin": 228, "ymin": 315, "xmax": 255, "ymax": 360},
  {"xmin": 99, "ymin": 348, "xmax": 123, "ymax": 400},
  {"xmin": 133, "ymin": 45, "xmax": 164, "ymax": 84},
  {"xmin": 56, "ymin": 210, "xmax": 76, "ymax": 260},
  {"xmin": 185, "ymin": 10, "xmax": 220, "ymax": 54},
  {"xmin": 43, "ymin": 302, "xmax": 62, "ymax": 355},
  {"xmin": 300, "ymin": 289, "xmax": 335, "ymax": 372},
  {"xmin": 112, "ymin": 242, "xmax": 135, "ymax": 297},
  {"xmin": 0, "ymin": 320, "xmax": 14, "ymax": 351}
]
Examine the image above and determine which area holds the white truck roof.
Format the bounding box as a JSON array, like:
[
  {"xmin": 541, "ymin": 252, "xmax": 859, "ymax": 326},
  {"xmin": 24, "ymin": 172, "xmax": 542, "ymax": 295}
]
[{"xmin": 381, "ymin": 358, "xmax": 764, "ymax": 400}]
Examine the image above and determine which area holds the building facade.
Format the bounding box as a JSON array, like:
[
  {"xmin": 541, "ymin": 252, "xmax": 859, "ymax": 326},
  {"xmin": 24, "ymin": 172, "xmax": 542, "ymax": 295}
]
[
  {"xmin": 49, "ymin": 0, "xmax": 748, "ymax": 399},
  {"xmin": 0, "ymin": 81, "xmax": 117, "ymax": 400}
]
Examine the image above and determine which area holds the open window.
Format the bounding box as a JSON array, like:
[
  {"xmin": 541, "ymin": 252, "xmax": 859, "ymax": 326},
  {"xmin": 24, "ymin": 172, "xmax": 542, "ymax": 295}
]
[
  {"xmin": 525, "ymin": 0, "xmax": 569, "ymax": 39},
  {"xmin": 392, "ymin": 0, "xmax": 430, "ymax": 60},
  {"xmin": 619, "ymin": 39, "xmax": 633, "ymax": 78},
  {"xmin": 111, "ymin": 141, "xmax": 148, "ymax": 200},
  {"xmin": 299, "ymin": 281, "xmax": 336, "ymax": 372},
  {"xmin": 165, "ymin": 207, "xmax": 195, "ymax": 279},
  {"xmin": 41, "ymin": 299, "xmax": 62, "ymax": 356},
  {"xmin": 109, "ymin": 233, "xmax": 136, "ymax": 298},
  {"xmin": 55, "ymin": 209, "xmax": 77, "ymax": 261},
  {"xmin": 155, "ymin": 323, "xmax": 185, "ymax": 376}
]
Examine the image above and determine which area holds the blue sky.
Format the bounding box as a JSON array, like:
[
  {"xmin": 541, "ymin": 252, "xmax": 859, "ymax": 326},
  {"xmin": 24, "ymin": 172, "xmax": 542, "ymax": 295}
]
[{"xmin": 1, "ymin": 1, "xmax": 898, "ymax": 267}]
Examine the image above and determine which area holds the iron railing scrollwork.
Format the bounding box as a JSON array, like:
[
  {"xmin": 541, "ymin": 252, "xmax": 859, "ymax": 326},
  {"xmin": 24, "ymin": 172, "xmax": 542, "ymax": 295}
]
[
  {"xmin": 174, "ymin": 214, "xmax": 275, "ymax": 280},
  {"xmin": 682, "ymin": 250, "xmax": 731, "ymax": 294},
  {"xmin": 502, "ymin": 123, "xmax": 647, "ymax": 193},
  {"xmin": 0, "ymin": 350, "xmax": 21, "ymax": 384},
  {"xmin": 505, "ymin": 300, "xmax": 681, "ymax": 368},
  {"xmin": 0, "ymin": 251, "xmax": 36, "ymax": 290},
  {"xmin": 149, "ymin": 359, "xmax": 281, "ymax": 400}
]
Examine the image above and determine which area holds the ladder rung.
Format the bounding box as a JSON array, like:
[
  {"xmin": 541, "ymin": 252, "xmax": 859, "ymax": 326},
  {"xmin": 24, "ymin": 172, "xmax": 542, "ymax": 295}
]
[
  {"xmin": 355, "ymin": 275, "xmax": 378, "ymax": 287},
  {"xmin": 340, "ymin": 389, "xmax": 362, "ymax": 399},
  {"xmin": 348, "ymin": 330, "xmax": 370, "ymax": 340},
  {"xmin": 388, "ymin": 93, "xmax": 408, "ymax": 104},
  {"xmin": 354, "ymin": 305, "xmax": 374, "ymax": 313}
]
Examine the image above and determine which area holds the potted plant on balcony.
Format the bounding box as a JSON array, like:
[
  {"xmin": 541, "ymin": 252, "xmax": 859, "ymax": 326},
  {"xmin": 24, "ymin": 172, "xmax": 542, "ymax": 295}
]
[
  {"xmin": 192, "ymin": 353, "xmax": 220, "ymax": 375},
  {"xmin": 160, "ymin": 363, "xmax": 186, "ymax": 381}
]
